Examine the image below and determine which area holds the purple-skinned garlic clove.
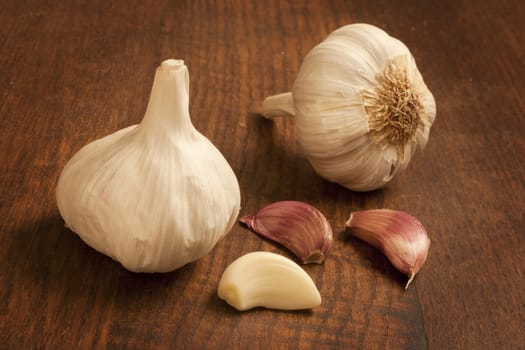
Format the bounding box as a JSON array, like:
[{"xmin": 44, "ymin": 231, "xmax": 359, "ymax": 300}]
[
  {"xmin": 240, "ymin": 201, "xmax": 333, "ymax": 264},
  {"xmin": 345, "ymin": 209, "xmax": 430, "ymax": 289}
]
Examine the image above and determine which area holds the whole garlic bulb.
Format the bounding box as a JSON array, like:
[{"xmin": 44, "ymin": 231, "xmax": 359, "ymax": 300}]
[
  {"xmin": 56, "ymin": 59, "xmax": 241, "ymax": 273},
  {"xmin": 261, "ymin": 23, "xmax": 436, "ymax": 191}
]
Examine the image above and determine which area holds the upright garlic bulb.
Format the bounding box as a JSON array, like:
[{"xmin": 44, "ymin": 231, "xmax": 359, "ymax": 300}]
[
  {"xmin": 261, "ymin": 23, "xmax": 436, "ymax": 191},
  {"xmin": 56, "ymin": 59, "xmax": 241, "ymax": 273}
]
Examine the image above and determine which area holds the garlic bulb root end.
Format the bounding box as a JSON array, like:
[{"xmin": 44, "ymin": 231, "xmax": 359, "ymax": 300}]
[{"xmin": 362, "ymin": 56, "xmax": 424, "ymax": 158}]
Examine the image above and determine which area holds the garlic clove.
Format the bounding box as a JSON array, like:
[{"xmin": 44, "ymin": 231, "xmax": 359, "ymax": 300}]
[
  {"xmin": 240, "ymin": 201, "xmax": 333, "ymax": 264},
  {"xmin": 345, "ymin": 209, "xmax": 430, "ymax": 289},
  {"xmin": 217, "ymin": 251, "xmax": 322, "ymax": 311}
]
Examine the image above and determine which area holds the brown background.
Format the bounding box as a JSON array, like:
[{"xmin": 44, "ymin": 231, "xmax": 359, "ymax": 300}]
[{"xmin": 1, "ymin": 1, "xmax": 524, "ymax": 349}]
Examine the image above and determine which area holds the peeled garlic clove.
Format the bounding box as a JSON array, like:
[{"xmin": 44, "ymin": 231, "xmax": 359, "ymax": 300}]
[
  {"xmin": 261, "ymin": 23, "xmax": 436, "ymax": 191},
  {"xmin": 56, "ymin": 59, "xmax": 241, "ymax": 273},
  {"xmin": 345, "ymin": 209, "xmax": 430, "ymax": 289},
  {"xmin": 218, "ymin": 251, "xmax": 322, "ymax": 311},
  {"xmin": 240, "ymin": 201, "xmax": 333, "ymax": 264}
]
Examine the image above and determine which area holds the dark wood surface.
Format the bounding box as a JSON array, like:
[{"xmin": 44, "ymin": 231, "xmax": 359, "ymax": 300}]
[{"xmin": 1, "ymin": 1, "xmax": 524, "ymax": 349}]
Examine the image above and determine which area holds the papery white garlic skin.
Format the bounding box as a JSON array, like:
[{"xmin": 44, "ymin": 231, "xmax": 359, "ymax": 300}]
[
  {"xmin": 345, "ymin": 209, "xmax": 430, "ymax": 289},
  {"xmin": 56, "ymin": 59, "xmax": 241, "ymax": 273},
  {"xmin": 218, "ymin": 251, "xmax": 322, "ymax": 311},
  {"xmin": 262, "ymin": 23, "xmax": 436, "ymax": 191},
  {"xmin": 240, "ymin": 201, "xmax": 333, "ymax": 264}
]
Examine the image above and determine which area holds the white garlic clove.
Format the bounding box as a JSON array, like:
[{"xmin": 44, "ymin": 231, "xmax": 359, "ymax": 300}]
[
  {"xmin": 240, "ymin": 201, "xmax": 333, "ymax": 264},
  {"xmin": 261, "ymin": 23, "xmax": 436, "ymax": 191},
  {"xmin": 56, "ymin": 59, "xmax": 241, "ymax": 273},
  {"xmin": 217, "ymin": 252, "xmax": 322, "ymax": 311},
  {"xmin": 345, "ymin": 209, "xmax": 430, "ymax": 289}
]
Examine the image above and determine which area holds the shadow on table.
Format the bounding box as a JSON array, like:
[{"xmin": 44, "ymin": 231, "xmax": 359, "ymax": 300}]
[
  {"xmin": 206, "ymin": 288, "xmax": 317, "ymax": 316},
  {"xmin": 338, "ymin": 229, "xmax": 408, "ymax": 289},
  {"xmin": 239, "ymin": 112, "xmax": 361, "ymax": 205},
  {"xmin": 5, "ymin": 213, "xmax": 197, "ymax": 306}
]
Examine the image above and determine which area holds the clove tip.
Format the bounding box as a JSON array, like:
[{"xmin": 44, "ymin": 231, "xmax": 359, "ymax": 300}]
[
  {"xmin": 404, "ymin": 270, "xmax": 416, "ymax": 290},
  {"xmin": 239, "ymin": 215, "xmax": 252, "ymax": 226},
  {"xmin": 344, "ymin": 213, "xmax": 354, "ymax": 228}
]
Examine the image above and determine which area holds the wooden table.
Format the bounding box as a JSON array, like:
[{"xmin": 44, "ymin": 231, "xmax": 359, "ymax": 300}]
[{"xmin": 1, "ymin": 1, "xmax": 523, "ymax": 349}]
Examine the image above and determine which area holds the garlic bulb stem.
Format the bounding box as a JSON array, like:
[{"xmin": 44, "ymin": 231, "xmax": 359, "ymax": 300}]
[
  {"xmin": 261, "ymin": 92, "xmax": 295, "ymax": 118},
  {"xmin": 140, "ymin": 59, "xmax": 193, "ymax": 137}
]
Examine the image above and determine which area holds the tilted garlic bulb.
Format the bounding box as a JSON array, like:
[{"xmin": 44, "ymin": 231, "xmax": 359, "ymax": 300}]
[
  {"xmin": 261, "ymin": 23, "xmax": 436, "ymax": 191},
  {"xmin": 56, "ymin": 59, "xmax": 241, "ymax": 273}
]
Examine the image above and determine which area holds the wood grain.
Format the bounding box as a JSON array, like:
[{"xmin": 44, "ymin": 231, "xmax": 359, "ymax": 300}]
[{"xmin": 1, "ymin": 1, "xmax": 524, "ymax": 349}]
